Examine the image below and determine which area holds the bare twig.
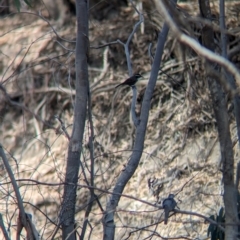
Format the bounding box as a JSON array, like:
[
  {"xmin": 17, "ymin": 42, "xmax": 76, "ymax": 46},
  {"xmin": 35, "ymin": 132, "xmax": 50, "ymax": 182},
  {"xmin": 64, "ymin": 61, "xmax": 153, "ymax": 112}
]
[
  {"xmin": 7, "ymin": 11, "xmax": 76, "ymax": 44},
  {"xmin": 154, "ymin": 0, "xmax": 240, "ymax": 86},
  {"xmin": 236, "ymin": 162, "xmax": 240, "ymax": 189},
  {"xmin": 80, "ymin": 82, "xmax": 96, "ymax": 240},
  {"xmin": 174, "ymin": 209, "xmax": 225, "ymax": 231},
  {"xmin": 0, "ymin": 213, "xmax": 10, "ymax": 240},
  {"xmin": 90, "ymin": 4, "xmax": 144, "ymax": 76},
  {"xmin": 131, "ymin": 86, "xmax": 140, "ymax": 127},
  {"xmin": 90, "ymin": 40, "xmax": 119, "ymax": 49},
  {"xmin": 148, "ymin": 43, "xmax": 154, "ymax": 64},
  {"xmin": 90, "ymin": 47, "xmax": 110, "ymax": 90},
  {"xmin": 8, "ymin": 178, "xmax": 222, "ymax": 229},
  {"xmin": 102, "ymin": 0, "xmax": 176, "ymax": 238},
  {"xmin": 55, "ymin": 116, "xmax": 71, "ymax": 140},
  {"xmin": 0, "ymin": 145, "xmax": 29, "ymax": 239},
  {"xmin": 0, "ymin": 84, "xmax": 56, "ymax": 130},
  {"xmin": 2, "ymin": 30, "xmax": 54, "ymax": 84}
]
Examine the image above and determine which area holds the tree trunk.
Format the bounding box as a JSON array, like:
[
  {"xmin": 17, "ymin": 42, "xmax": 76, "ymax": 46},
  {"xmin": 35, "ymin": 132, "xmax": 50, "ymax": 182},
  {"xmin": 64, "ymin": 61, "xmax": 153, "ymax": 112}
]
[
  {"xmin": 198, "ymin": 0, "xmax": 239, "ymax": 238},
  {"xmin": 60, "ymin": 0, "xmax": 89, "ymax": 239},
  {"xmin": 102, "ymin": 1, "xmax": 177, "ymax": 238}
]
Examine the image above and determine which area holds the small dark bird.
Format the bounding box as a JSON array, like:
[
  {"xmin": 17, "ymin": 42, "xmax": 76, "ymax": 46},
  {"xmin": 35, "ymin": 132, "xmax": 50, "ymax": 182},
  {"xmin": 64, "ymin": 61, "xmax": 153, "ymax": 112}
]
[
  {"xmin": 162, "ymin": 194, "xmax": 177, "ymax": 224},
  {"xmin": 115, "ymin": 73, "xmax": 142, "ymax": 88}
]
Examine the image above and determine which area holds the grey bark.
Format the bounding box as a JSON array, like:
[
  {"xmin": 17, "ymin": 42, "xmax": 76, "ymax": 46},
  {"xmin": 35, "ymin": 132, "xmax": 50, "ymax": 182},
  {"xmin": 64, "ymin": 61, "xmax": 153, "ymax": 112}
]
[
  {"xmin": 0, "ymin": 145, "xmax": 32, "ymax": 239},
  {"xmin": 219, "ymin": 0, "xmax": 240, "ymax": 146},
  {"xmin": 0, "ymin": 213, "xmax": 10, "ymax": 240},
  {"xmin": 199, "ymin": 0, "xmax": 239, "ymax": 238},
  {"xmin": 60, "ymin": 0, "xmax": 89, "ymax": 239},
  {"xmin": 102, "ymin": 1, "xmax": 177, "ymax": 239},
  {"xmin": 131, "ymin": 86, "xmax": 139, "ymax": 127}
]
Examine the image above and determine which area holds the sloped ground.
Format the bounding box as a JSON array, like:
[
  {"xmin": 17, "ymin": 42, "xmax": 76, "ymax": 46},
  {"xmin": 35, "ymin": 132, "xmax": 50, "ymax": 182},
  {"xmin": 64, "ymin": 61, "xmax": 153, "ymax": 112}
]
[{"xmin": 1, "ymin": 1, "xmax": 240, "ymax": 239}]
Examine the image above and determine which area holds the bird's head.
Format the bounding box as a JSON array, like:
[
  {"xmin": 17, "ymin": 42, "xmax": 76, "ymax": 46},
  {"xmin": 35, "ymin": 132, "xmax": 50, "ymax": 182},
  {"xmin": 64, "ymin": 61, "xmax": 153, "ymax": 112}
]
[{"xmin": 134, "ymin": 73, "xmax": 142, "ymax": 79}]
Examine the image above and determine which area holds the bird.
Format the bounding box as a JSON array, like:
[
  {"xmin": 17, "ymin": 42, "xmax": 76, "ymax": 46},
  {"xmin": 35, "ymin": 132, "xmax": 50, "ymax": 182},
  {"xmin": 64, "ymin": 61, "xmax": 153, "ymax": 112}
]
[
  {"xmin": 115, "ymin": 73, "xmax": 142, "ymax": 88},
  {"xmin": 162, "ymin": 194, "xmax": 177, "ymax": 224}
]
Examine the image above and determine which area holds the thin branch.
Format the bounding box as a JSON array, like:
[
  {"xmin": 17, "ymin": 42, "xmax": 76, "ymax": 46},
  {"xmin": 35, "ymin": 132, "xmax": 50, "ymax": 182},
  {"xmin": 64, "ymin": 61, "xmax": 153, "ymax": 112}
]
[
  {"xmin": 54, "ymin": 116, "xmax": 71, "ymax": 140},
  {"xmin": 90, "ymin": 6, "xmax": 144, "ymax": 76},
  {"xmin": 174, "ymin": 209, "xmax": 225, "ymax": 231},
  {"xmin": 90, "ymin": 40, "xmax": 119, "ymax": 49},
  {"xmin": 125, "ymin": 8, "xmax": 144, "ymax": 75},
  {"xmin": 220, "ymin": 0, "xmax": 227, "ymax": 59},
  {"xmin": 7, "ymin": 11, "xmax": 76, "ymax": 43},
  {"xmin": 154, "ymin": 0, "xmax": 240, "ymax": 86},
  {"xmin": 131, "ymin": 86, "xmax": 139, "ymax": 127},
  {"xmin": 0, "ymin": 213, "xmax": 10, "ymax": 240},
  {"xmin": 5, "ymin": 179, "xmax": 162, "ymax": 213},
  {"xmin": 219, "ymin": 0, "xmax": 240, "ymax": 146},
  {"xmin": 2, "ymin": 178, "xmax": 224, "ymax": 229},
  {"xmin": 188, "ymin": 16, "xmax": 236, "ymax": 36},
  {"xmin": 102, "ymin": 0, "xmax": 176, "ymax": 238},
  {"xmin": 0, "ymin": 84, "xmax": 56, "ymax": 130},
  {"xmin": 148, "ymin": 43, "xmax": 154, "ymax": 64},
  {"xmin": 236, "ymin": 162, "xmax": 240, "ymax": 189},
  {"xmin": 80, "ymin": 81, "xmax": 96, "ymax": 240},
  {"xmin": 0, "ymin": 145, "xmax": 28, "ymax": 237},
  {"xmin": 90, "ymin": 47, "xmax": 110, "ymax": 90}
]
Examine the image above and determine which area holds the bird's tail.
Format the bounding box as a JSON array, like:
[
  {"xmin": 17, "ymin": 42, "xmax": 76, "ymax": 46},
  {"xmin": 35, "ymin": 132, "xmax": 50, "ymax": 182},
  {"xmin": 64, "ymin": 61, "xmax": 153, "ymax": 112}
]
[
  {"xmin": 115, "ymin": 83, "xmax": 122, "ymax": 88},
  {"xmin": 164, "ymin": 210, "xmax": 169, "ymax": 225}
]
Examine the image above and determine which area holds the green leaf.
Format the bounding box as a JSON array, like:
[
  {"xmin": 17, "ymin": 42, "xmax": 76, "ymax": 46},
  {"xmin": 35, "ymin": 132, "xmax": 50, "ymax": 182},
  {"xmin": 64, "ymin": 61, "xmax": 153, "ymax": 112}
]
[
  {"xmin": 13, "ymin": 0, "xmax": 21, "ymax": 11},
  {"xmin": 209, "ymin": 215, "xmax": 215, "ymax": 220},
  {"xmin": 208, "ymin": 215, "xmax": 216, "ymax": 236},
  {"xmin": 211, "ymin": 229, "xmax": 217, "ymax": 240},
  {"xmin": 207, "ymin": 223, "xmax": 215, "ymax": 237},
  {"xmin": 207, "ymin": 225, "xmax": 211, "ymax": 236},
  {"xmin": 218, "ymin": 207, "xmax": 224, "ymax": 220},
  {"xmin": 23, "ymin": 0, "xmax": 32, "ymax": 7},
  {"xmin": 219, "ymin": 230, "xmax": 225, "ymax": 240}
]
